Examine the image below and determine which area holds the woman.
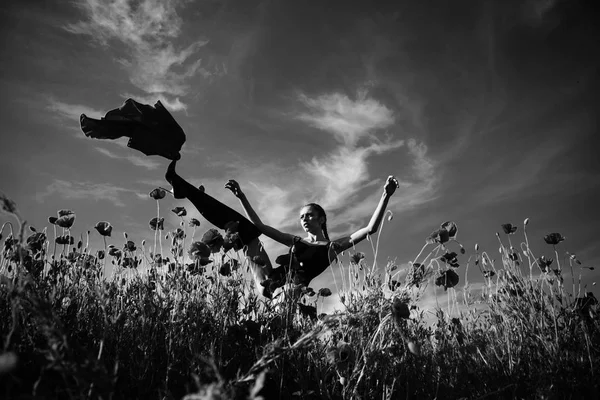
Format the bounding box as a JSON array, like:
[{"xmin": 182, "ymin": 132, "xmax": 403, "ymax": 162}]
[
  {"xmin": 166, "ymin": 160, "xmax": 399, "ymax": 298},
  {"xmin": 81, "ymin": 98, "xmax": 400, "ymax": 297}
]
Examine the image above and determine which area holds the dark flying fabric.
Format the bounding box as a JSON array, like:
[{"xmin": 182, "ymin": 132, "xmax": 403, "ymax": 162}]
[{"xmin": 80, "ymin": 98, "xmax": 186, "ymax": 160}]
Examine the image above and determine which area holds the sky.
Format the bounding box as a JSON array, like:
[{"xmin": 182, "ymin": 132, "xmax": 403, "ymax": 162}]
[{"xmin": 1, "ymin": 0, "xmax": 599, "ymax": 315}]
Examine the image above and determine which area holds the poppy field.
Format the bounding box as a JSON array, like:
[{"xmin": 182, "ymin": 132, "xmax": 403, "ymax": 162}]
[{"xmin": 0, "ymin": 192, "xmax": 598, "ymax": 399}]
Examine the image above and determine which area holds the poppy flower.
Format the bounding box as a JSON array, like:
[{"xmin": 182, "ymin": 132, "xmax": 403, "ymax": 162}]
[
  {"xmin": 392, "ymin": 297, "xmax": 410, "ymax": 323},
  {"xmin": 223, "ymin": 232, "xmax": 243, "ymax": 252},
  {"xmin": 318, "ymin": 288, "xmax": 332, "ymax": 297},
  {"xmin": 55, "ymin": 235, "xmax": 74, "ymax": 245},
  {"xmin": 537, "ymin": 256, "xmax": 553, "ymax": 272},
  {"xmin": 123, "ymin": 240, "xmax": 136, "ymax": 252},
  {"xmin": 482, "ymin": 270, "xmax": 495, "ymax": 278},
  {"xmin": 108, "ymin": 247, "xmax": 122, "ymax": 258},
  {"xmin": 219, "ymin": 262, "xmax": 231, "ymax": 276},
  {"xmin": 544, "ymin": 233, "xmax": 565, "ymax": 245},
  {"xmin": 149, "ymin": 217, "xmax": 164, "ymax": 231},
  {"xmin": 441, "ymin": 252, "xmax": 459, "ymax": 268},
  {"xmin": 297, "ymin": 303, "xmax": 317, "ymax": 320},
  {"xmin": 172, "ymin": 206, "xmax": 187, "ymax": 217},
  {"xmin": 95, "ymin": 221, "xmax": 113, "ymax": 237},
  {"xmin": 501, "ymin": 223, "xmax": 518, "ymax": 235},
  {"xmin": 56, "ymin": 211, "xmax": 76, "ymax": 229},
  {"xmin": 173, "ymin": 228, "xmax": 185, "ymax": 240},
  {"xmin": 188, "ymin": 241, "xmax": 211, "ymax": 260},
  {"xmin": 426, "ymin": 228, "xmax": 450, "ymax": 244},
  {"xmin": 350, "ymin": 252, "xmax": 365, "ymax": 264},
  {"xmin": 48, "ymin": 216, "xmax": 58, "ymax": 225},
  {"xmin": 26, "ymin": 232, "xmax": 46, "ymax": 253},
  {"xmin": 388, "ymin": 279, "xmax": 401, "ymax": 291},
  {"xmin": 224, "ymin": 221, "xmax": 239, "ymax": 235},
  {"xmin": 252, "ymin": 255, "xmax": 267, "ymax": 267},
  {"xmin": 201, "ymin": 228, "xmax": 224, "ymax": 253},
  {"xmin": 97, "ymin": 250, "xmax": 105, "ymax": 260},
  {"xmin": 441, "ymin": 221, "xmax": 458, "ymax": 238},
  {"xmin": 435, "ymin": 269, "xmax": 459, "ymax": 290},
  {"xmin": 149, "ymin": 188, "xmax": 166, "ymax": 200},
  {"xmin": 189, "ymin": 218, "xmax": 201, "ymax": 227}
]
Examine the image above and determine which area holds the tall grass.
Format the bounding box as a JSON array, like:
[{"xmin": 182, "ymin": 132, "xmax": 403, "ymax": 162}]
[{"xmin": 0, "ymin": 194, "xmax": 598, "ymax": 399}]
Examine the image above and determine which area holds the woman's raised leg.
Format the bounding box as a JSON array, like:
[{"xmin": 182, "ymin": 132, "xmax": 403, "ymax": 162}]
[{"xmin": 165, "ymin": 161, "xmax": 274, "ymax": 296}]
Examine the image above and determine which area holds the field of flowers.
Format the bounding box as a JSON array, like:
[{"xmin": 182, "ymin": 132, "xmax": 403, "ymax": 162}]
[{"xmin": 0, "ymin": 191, "xmax": 598, "ymax": 399}]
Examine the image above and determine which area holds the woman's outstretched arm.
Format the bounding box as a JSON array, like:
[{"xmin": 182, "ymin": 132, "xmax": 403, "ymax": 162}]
[
  {"xmin": 225, "ymin": 180, "xmax": 296, "ymax": 247},
  {"xmin": 332, "ymin": 176, "xmax": 399, "ymax": 253}
]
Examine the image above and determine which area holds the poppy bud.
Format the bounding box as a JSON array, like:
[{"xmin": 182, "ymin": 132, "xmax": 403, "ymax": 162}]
[
  {"xmin": 524, "ymin": 218, "xmax": 530, "ymax": 226},
  {"xmin": 475, "ymin": 243, "xmax": 479, "ymax": 251}
]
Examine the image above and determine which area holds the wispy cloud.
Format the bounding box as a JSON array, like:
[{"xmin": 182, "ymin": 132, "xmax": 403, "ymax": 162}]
[
  {"xmin": 95, "ymin": 147, "xmax": 162, "ymax": 170},
  {"xmin": 297, "ymin": 90, "xmax": 395, "ymax": 147},
  {"xmin": 120, "ymin": 92, "xmax": 188, "ymax": 112},
  {"xmin": 65, "ymin": 0, "xmax": 211, "ymax": 106},
  {"xmin": 36, "ymin": 179, "xmax": 136, "ymax": 207},
  {"xmin": 46, "ymin": 97, "xmax": 105, "ymax": 121}
]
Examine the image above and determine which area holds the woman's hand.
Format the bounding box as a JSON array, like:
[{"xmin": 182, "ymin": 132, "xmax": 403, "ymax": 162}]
[
  {"xmin": 384, "ymin": 175, "xmax": 400, "ymax": 196},
  {"xmin": 225, "ymin": 179, "xmax": 244, "ymax": 198}
]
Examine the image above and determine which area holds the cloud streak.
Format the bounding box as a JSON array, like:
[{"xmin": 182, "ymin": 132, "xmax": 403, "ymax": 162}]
[
  {"xmin": 36, "ymin": 179, "xmax": 136, "ymax": 207},
  {"xmin": 65, "ymin": 0, "xmax": 211, "ymax": 106}
]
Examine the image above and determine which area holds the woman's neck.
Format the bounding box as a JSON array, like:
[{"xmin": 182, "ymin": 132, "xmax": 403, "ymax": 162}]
[{"xmin": 306, "ymin": 231, "xmax": 326, "ymax": 242}]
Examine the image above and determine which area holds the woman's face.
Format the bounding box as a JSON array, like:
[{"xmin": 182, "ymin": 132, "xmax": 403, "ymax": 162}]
[{"xmin": 299, "ymin": 206, "xmax": 324, "ymax": 234}]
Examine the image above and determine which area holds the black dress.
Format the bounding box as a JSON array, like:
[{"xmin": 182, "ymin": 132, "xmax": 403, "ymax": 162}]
[{"xmin": 80, "ymin": 98, "xmax": 186, "ymax": 160}]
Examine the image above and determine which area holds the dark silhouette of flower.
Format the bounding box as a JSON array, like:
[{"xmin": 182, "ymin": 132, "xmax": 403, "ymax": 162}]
[
  {"xmin": 149, "ymin": 217, "xmax": 164, "ymax": 231},
  {"xmin": 224, "ymin": 221, "xmax": 239, "ymax": 234},
  {"xmin": 55, "ymin": 235, "xmax": 74, "ymax": 245},
  {"xmin": 149, "ymin": 188, "xmax": 166, "ymax": 200},
  {"xmin": 188, "ymin": 241, "xmax": 211, "ymax": 260},
  {"xmin": 189, "ymin": 218, "xmax": 201, "ymax": 227},
  {"xmin": 441, "ymin": 252, "xmax": 459, "ymax": 268},
  {"xmin": 108, "ymin": 247, "xmax": 122, "ymax": 258},
  {"xmin": 318, "ymin": 288, "xmax": 332, "ymax": 297},
  {"xmin": 55, "ymin": 210, "xmax": 76, "ymax": 229},
  {"xmin": 388, "ymin": 279, "xmax": 401, "ymax": 291},
  {"xmin": 123, "ymin": 240, "xmax": 136, "ymax": 252},
  {"xmin": 219, "ymin": 262, "xmax": 231, "ymax": 276},
  {"xmin": 48, "ymin": 216, "xmax": 58, "ymax": 224},
  {"xmin": 537, "ymin": 256, "xmax": 553, "ymax": 272},
  {"xmin": 435, "ymin": 269, "xmax": 459, "ymax": 290},
  {"xmin": 544, "ymin": 233, "xmax": 565, "ymax": 245},
  {"xmin": 201, "ymin": 228, "xmax": 224, "ymax": 253},
  {"xmin": 501, "ymin": 223, "xmax": 518, "ymax": 234},
  {"xmin": 392, "ymin": 297, "xmax": 410, "ymax": 324},
  {"xmin": 172, "ymin": 206, "xmax": 187, "ymax": 217},
  {"xmin": 26, "ymin": 232, "xmax": 46, "ymax": 253},
  {"xmin": 297, "ymin": 303, "xmax": 317, "ymax": 321},
  {"xmin": 441, "ymin": 221, "xmax": 458, "ymax": 238},
  {"xmin": 350, "ymin": 252, "xmax": 365, "ymax": 264},
  {"xmin": 426, "ymin": 228, "xmax": 450, "ymax": 244},
  {"xmin": 97, "ymin": 250, "xmax": 105, "ymax": 260},
  {"xmin": 223, "ymin": 232, "xmax": 243, "ymax": 252},
  {"xmin": 252, "ymin": 255, "xmax": 266, "ymax": 266},
  {"xmin": 95, "ymin": 221, "xmax": 113, "ymax": 237}
]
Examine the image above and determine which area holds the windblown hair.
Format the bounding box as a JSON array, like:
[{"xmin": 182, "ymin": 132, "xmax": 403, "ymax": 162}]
[{"xmin": 303, "ymin": 203, "xmax": 330, "ymax": 241}]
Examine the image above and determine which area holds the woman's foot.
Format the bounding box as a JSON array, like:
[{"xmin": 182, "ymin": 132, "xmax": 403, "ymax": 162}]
[{"xmin": 165, "ymin": 160, "xmax": 192, "ymax": 199}]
